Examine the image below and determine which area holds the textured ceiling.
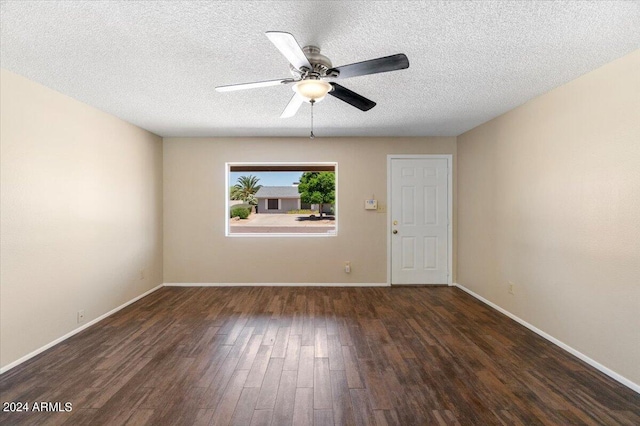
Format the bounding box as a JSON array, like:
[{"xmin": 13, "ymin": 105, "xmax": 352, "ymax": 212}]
[{"xmin": 1, "ymin": 1, "xmax": 639, "ymax": 137}]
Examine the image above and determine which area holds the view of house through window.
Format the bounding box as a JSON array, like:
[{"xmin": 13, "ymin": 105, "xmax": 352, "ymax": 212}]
[{"xmin": 226, "ymin": 163, "xmax": 337, "ymax": 236}]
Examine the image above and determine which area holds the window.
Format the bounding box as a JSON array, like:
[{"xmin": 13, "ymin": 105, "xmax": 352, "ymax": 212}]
[{"xmin": 226, "ymin": 162, "xmax": 337, "ymax": 237}]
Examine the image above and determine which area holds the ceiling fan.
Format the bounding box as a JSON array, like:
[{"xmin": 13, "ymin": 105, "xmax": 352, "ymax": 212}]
[{"xmin": 215, "ymin": 31, "xmax": 410, "ymax": 118}]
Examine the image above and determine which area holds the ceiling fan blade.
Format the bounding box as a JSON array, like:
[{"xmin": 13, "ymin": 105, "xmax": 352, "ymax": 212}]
[
  {"xmin": 280, "ymin": 93, "xmax": 305, "ymax": 118},
  {"xmin": 328, "ymin": 83, "xmax": 376, "ymax": 111},
  {"xmin": 328, "ymin": 54, "xmax": 409, "ymax": 80},
  {"xmin": 215, "ymin": 78, "xmax": 294, "ymax": 92},
  {"xmin": 265, "ymin": 31, "xmax": 312, "ymax": 71}
]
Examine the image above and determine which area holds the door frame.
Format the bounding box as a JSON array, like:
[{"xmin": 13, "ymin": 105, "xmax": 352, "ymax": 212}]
[{"xmin": 387, "ymin": 154, "xmax": 453, "ymax": 286}]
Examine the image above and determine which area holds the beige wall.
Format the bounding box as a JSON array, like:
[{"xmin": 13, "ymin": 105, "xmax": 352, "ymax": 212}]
[
  {"xmin": 0, "ymin": 69, "xmax": 163, "ymax": 370},
  {"xmin": 163, "ymin": 137, "xmax": 456, "ymax": 284},
  {"xmin": 457, "ymin": 50, "xmax": 640, "ymax": 384}
]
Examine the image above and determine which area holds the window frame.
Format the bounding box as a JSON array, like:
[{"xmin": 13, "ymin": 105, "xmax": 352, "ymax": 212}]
[{"xmin": 225, "ymin": 162, "xmax": 338, "ymax": 238}]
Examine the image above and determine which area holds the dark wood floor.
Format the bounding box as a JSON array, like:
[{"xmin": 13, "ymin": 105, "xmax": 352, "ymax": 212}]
[{"xmin": 1, "ymin": 287, "xmax": 638, "ymax": 425}]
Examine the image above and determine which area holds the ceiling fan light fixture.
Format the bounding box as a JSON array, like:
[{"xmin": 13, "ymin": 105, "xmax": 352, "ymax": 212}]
[{"xmin": 293, "ymin": 79, "xmax": 332, "ymax": 102}]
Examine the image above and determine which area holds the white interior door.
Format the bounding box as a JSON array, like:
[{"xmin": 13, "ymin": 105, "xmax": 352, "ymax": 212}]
[{"xmin": 390, "ymin": 157, "xmax": 449, "ymax": 284}]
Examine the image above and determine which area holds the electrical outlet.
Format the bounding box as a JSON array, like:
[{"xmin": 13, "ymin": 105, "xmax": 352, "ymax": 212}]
[
  {"xmin": 77, "ymin": 310, "xmax": 85, "ymax": 323},
  {"xmin": 140, "ymin": 269, "xmax": 145, "ymax": 280},
  {"xmin": 508, "ymin": 282, "xmax": 514, "ymax": 295},
  {"xmin": 344, "ymin": 261, "xmax": 351, "ymax": 273}
]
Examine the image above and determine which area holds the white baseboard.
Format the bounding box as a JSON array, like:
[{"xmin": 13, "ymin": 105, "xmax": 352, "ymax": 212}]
[
  {"xmin": 164, "ymin": 282, "xmax": 390, "ymax": 287},
  {"xmin": 0, "ymin": 284, "xmax": 164, "ymax": 375},
  {"xmin": 453, "ymin": 283, "xmax": 639, "ymax": 394}
]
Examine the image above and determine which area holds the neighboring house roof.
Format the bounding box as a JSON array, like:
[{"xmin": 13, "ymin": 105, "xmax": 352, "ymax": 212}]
[{"xmin": 255, "ymin": 186, "xmax": 300, "ymax": 199}]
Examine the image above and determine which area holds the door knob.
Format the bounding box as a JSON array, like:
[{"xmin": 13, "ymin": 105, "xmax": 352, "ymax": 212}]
[{"xmin": 393, "ymin": 230, "xmax": 398, "ymax": 234}]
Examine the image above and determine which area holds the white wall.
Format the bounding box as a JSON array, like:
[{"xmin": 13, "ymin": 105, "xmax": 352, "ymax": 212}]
[
  {"xmin": 457, "ymin": 50, "xmax": 640, "ymax": 385},
  {"xmin": 0, "ymin": 69, "xmax": 164, "ymax": 370},
  {"xmin": 163, "ymin": 137, "xmax": 456, "ymax": 284}
]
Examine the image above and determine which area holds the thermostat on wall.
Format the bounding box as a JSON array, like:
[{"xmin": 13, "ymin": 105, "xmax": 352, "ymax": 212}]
[{"xmin": 365, "ymin": 199, "xmax": 378, "ymax": 210}]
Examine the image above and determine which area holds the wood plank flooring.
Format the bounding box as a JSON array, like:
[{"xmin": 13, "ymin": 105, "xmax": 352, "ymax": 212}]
[{"xmin": 1, "ymin": 286, "xmax": 638, "ymax": 425}]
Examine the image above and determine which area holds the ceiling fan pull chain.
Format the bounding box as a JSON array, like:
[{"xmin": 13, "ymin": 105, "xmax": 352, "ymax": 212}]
[{"xmin": 310, "ymin": 99, "xmax": 315, "ymax": 139}]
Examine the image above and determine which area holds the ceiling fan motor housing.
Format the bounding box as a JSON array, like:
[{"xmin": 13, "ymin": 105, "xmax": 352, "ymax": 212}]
[
  {"xmin": 289, "ymin": 46, "xmax": 338, "ymax": 79},
  {"xmin": 303, "ymin": 46, "xmax": 332, "ymax": 69}
]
